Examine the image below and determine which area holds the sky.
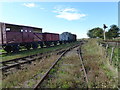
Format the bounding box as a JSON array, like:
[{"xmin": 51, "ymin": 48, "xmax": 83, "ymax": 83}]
[{"xmin": 0, "ymin": 2, "xmax": 118, "ymax": 39}]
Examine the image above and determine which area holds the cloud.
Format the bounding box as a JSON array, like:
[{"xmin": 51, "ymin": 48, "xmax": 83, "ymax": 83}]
[
  {"xmin": 40, "ymin": 8, "xmax": 45, "ymax": 10},
  {"xmin": 23, "ymin": 3, "xmax": 36, "ymax": 8},
  {"xmin": 53, "ymin": 7, "xmax": 86, "ymax": 21}
]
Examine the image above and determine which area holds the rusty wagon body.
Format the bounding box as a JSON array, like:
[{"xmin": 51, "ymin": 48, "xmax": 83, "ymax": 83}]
[
  {"xmin": 0, "ymin": 22, "xmax": 77, "ymax": 53},
  {"xmin": 0, "ymin": 22, "xmax": 43, "ymax": 52}
]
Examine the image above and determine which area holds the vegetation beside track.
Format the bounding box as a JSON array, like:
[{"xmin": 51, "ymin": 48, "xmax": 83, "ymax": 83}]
[
  {"xmin": 40, "ymin": 52, "xmax": 87, "ymax": 88},
  {"xmin": 2, "ymin": 54, "xmax": 59, "ymax": 88},
  {"xmin": 1, "ymin": 42, "xmax": 80, "ymax": 88},
  {"xmin": 107, "ymin": 46, "xmax": 119, "ymax": 69},
  {"xmin": 1, "ymin": 39, "xmax": 118, "ymax": 88},
  {"xmin": 82, "ymin": 39, "xmax": 118, "ymax": 88},
  {"xmin": 98, "ymin": 38, "xmax": 119, "ymax": 72},
  {"xmin": 1, "ymin": 42, "xmax": 79, "ymax": 62}
]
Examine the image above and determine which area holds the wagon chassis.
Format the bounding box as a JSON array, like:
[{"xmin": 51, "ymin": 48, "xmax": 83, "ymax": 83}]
[{"xmin": 0, "ymin": 43, "xmax": 63, "ymax": 55}]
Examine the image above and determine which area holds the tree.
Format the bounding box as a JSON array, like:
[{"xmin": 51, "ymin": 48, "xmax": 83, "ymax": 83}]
[
  {"xmin": 106, "ymin": 25, "xmax": 119, "ymax": 39},
  {"xmin": 87, "ymin": 27, "xmax": 104, "ymax": 38}
]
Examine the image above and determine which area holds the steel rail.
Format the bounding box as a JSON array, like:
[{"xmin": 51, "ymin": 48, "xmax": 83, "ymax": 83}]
[
  {"xmin": 0, "ymin": 46, "xmax": 67, "ymax": 64},
  {"xmin": 0, "ymin": 48, "xmax": 67, "ymax": 72},
  {"xmin": 77, "ymin": 47, "xmax": 89, "ymax": 87},
  {"xmin": 33, "ymin": 44, "xmax": 80, "ymax": 89},
  {"xmin": 104, "ymin": 40, "xmax": 120, "ymax": 42}
]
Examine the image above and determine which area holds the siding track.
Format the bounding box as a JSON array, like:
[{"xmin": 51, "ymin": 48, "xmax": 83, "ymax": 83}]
[
  {"xmin": 33, "ymin": 43, "xmax": 88, "ymax": 89},
  {"xmin": 0, "ymin": 48, "xmax": 66, "ymax": 73}
]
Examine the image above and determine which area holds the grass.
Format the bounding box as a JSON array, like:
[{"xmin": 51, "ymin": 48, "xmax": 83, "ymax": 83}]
[
  {"xmin": 81, "ymin": 38, "xmax": 118, "ymax": 88},
  {"xmin": 1, "ymin": 42, "xmax": 79, "ymax": 62},
  {"xmin": 40, "ymin": 51, "xmax": 87, "ymax": 88},
  {"xmin": 2, "ymin": 39, "xmax": 118, "ymax": 88},
  {"xmin": 2, "ymin": 54, "xmax": 60, "ymax": 88},
  {"xmin": 107, "ymin": 46, "xmax": 119, "ymax": 69}
]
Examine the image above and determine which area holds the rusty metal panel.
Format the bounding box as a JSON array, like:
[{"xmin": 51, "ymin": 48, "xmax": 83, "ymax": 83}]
[
  {"xmin": 46, "ymin": 33, "xmax": 52, "ymax": 41},
  {"xmin": 43, "ymin": 33, "xmax": 59, "ymax": 42},
  {"xmin": 0, "ymin": 23, "xmax": 2, "ymax": 45},
  {"xmin": 6, "ymin": 32, "xmax": 22, "ymax": 44},
  {"xmin": 22, "ymin": 27, "xmax": 34, "ymax": 42},
  {"xmin": 0, "ymin": 23, "xmax": 7, "ymax": 45},
  {"xmin": 42, "ymin": 33, "xmax": 46, "ymax": 41},
  {"xmin": 33, "ymin": 33, "xmax": 43, "ymax": 41},
  {"xmin": 52, "ymin": 34, "xmax": 59, "ymax": 41},
  {"xmin": 42, "ymin": 33, "xmax": 51, "ymax": 41}
]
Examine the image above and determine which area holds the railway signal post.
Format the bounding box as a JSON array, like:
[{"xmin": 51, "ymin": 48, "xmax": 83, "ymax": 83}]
[{"xmin": 103, "ymin": 24, "xmax": 108, "ymax": 40}]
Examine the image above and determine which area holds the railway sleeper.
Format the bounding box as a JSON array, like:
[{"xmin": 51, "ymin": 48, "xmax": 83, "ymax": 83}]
[
  {"xmin": 37, "ymin": 56, "xmax": 43, "ymax": 60},
  {"xmin": 1, "ymin": 59, "xmax": 36, "ymax": 71},
  {"xmin": 2, "ymin": 63, "xmax": 8, "ymax": 66}
]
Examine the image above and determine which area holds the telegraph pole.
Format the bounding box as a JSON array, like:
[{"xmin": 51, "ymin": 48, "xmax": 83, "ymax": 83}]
[{"xmin": 103, "ymin": 24, "xmax": 108, "ymax": 41}]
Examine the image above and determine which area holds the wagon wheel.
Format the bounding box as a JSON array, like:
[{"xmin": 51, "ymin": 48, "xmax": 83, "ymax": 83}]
[
  {"xmin": 32, "ymin": 43, "xmax": 38, "ymax": 49},
  {"xmin": 54, "ymin": 42, "xmax": 57, "ymax": 46},
  {"xmin": 25, "ymin": 44, "xmax": 31, "ymax": 50},
  {"xmin": 59, "ymin": 41, "xmax": 62, "ymax": 45},
  {"xmin": 12, "ymin": 44, "xmax": 20, "ymax": 52},
  {"xmin": 4, "ymin": 45, "xmax": 12, "ymax": 53},
  {"xmin": 40, "ymin": 42, "xmax": 43, "ymax": 48}
]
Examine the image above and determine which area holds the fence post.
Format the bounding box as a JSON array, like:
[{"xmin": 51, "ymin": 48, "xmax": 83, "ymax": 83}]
[
  {"xmin": 110, "ymin": 47, "xmax": 115, "ymax": 64},
  {"xmin": 105, "ymin": 44, "xmax": 109, "ymax": 58}
]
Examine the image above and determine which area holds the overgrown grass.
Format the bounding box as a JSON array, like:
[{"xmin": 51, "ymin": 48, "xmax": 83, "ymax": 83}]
[
  {"xmin": 82, "ymin": 39, "xmax": 118, "ymax": 88},
  {"xmin": 2, "ymin": 54, "xmax": 59, "ymax": 88},
  {"xmin": 40, "ymin": 48, "xmax": 87, "ymax": 88},
  {"xmin": 1, "ymin": 42, "xmax": 79, "ymax": 62},
  {"xmin": 107, "ymin": 46, "xmax": 119, "ymax": 69}
]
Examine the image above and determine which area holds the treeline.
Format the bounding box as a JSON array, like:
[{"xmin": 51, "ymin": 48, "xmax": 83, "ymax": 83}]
[{"xmin": 87, "ymin": 24, "xmax": 120, "ymax": 39}]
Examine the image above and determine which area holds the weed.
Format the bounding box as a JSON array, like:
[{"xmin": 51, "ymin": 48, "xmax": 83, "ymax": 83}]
[
  {"xmin": 82, "ymin": 38, "xmax": 118, "ymax": 88},
  {"xmin": 2, "ymin": 55, "xmax": 59, "ymax": 88}
]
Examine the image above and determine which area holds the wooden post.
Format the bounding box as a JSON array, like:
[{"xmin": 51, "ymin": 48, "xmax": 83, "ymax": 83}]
[
  {"xmin": 110, "ymin": 47, "xmax": 115, "ymax": 64},
  {"xmin": 103, "ymin": 28, "xmax": 106, "ymax": 41},
  {"xmin": 105, "ymin": 44, "xmax": 109, "ymax": 58}
]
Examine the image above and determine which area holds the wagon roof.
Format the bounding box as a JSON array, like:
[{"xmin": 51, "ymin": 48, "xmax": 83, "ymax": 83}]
[
  {"xmin": 0, "ymin": 22, "xmax": 42, "ymax": 29},
  {"xmin": 43, "ymin": 32, "xmax": 59, "ymax": 35}
]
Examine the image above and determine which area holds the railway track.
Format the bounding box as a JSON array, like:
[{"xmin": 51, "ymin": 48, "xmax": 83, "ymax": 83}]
[
  {"xmin": 77, "ymin": 47, "xmax": 89, "ymax": 87},
  {"xmin": 0, "ymin": 47, "xmax": 68, "ymax": 73},
  {"xmin": 104, "ymin": 40, "xmax": 120, "ymax": 42},
  {"xmin": 33, "ymin": 43, "xmax": 88, "ymax": 89}
]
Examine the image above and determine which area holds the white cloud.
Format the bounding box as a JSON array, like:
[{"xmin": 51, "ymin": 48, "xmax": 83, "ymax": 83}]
[
  {"xmin": 40, "ymin": 8, "xmax": 45, "ymax": 10},
  {"xmin": 53, "ymin": 7, "xmax": 86, "ymax": 21},
  {"xmin": 23, "ymin": 3, "xmax": 36, "ymax": 8}
]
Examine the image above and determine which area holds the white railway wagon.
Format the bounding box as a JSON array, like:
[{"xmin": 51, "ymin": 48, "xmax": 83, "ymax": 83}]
[{"xmin": 60, "ymin": 32, "xmax": 76, "ymax": 41}]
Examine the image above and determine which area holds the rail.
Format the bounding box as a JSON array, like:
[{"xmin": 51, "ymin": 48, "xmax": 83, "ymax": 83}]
[
  {"xmin": 0, "ymin": 48, "xmax": 66, "ymax": 72},
  {"xmin": 33, "ymin": 44, "xmax": 80, "ymax": 89},
  {"xmin": 77, "ymin": 47, "xmax": 89, "ymax": 87}
]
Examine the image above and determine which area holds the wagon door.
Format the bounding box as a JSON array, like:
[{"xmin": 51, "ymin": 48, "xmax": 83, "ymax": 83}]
[{"xmin": 22, "ymin": 27, "xmax": 34, "ymax": 43}]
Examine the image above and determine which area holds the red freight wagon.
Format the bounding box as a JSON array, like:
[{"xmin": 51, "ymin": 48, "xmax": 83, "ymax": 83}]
[
  {"xmin": 42, "ymin": 32, "xmax": 59, "ymax": 46},
  {"xmin": 52, "ymin": 33, "xmax": 59, "ymax": 41},
  {"xmin": 42, "ymin": 33, "xmax": 59, "ymax": 41},
  {"xmin": 0, "ymin": 22, "xmax": 42, "ymax": 52},
  {"xmin": 42, "ymin": 33, "xmax": 52, "ymax": 41}
]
